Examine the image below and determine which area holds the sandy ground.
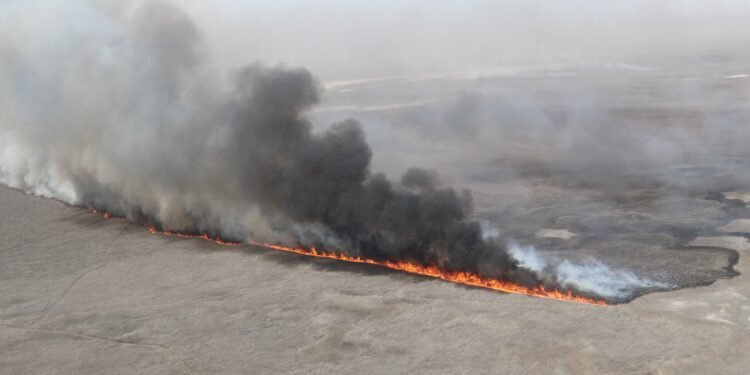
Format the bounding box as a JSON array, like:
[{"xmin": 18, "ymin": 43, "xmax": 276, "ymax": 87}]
[
  {"xmin": 3, "ymin": 65, "xmax": 750, "ymax": 373},
  {"xmin": 309, "ymin": 63, "xmax": 749, "ymax": 296},
  {"xmin": 3, "ymin": 184, "xmax": 750, "ymax": 374}
]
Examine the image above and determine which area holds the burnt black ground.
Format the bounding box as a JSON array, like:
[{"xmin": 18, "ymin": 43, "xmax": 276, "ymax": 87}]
[
  {"xmin": 3, "ymin": 64, "xmax": 750, "ymax": 373},
  {"xmin": 3, "ymin": 182, "xmax": 750, "ymax": 374},
  {"xmin": 312, "ymin": 63, "xmax": 750, "ymax": 299}
]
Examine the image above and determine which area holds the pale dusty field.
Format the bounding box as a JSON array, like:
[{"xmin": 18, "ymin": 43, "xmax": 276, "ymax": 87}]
[
  {"xmin": 3, "ymin": 65, "xmax": 750, "ymax": 374},
  {"xmin": 2, "ymin": 184, "xmax": 750, "ymax": 374}
]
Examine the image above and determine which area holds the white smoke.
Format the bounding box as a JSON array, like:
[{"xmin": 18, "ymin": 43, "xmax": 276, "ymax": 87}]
[
  {"xmin": 479, "ymin": 220, "xmax": 501, "ymax": 240},
  {"xmin": 0, "ymin": 0, "xmax": 698, "ymax": 301},
  {"xmin": 507, "ymin": 240, "xmax": 669, "ymax": 299}
]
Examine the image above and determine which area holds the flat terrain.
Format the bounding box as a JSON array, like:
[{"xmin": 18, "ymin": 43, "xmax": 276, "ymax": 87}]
[
  {"xmin": 312, "ymin": 63, "xmax": 750, "ymax": 295},
  {"xmin": 3, "ymin": 184, "xmax": 750, "ymax": 374},
  {"xmin": 3, "ymin": 65, "xmax": 750, "ymax": 373}
]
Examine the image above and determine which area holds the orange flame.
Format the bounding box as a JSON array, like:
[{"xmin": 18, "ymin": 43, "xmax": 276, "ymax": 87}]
[
  {"xmin": 248, "ymin": 242, "xmax": 607, "ymax": 306},
  {"xmin": 95, "ymin": 210, "xmax": 606, "ymax": 306}
]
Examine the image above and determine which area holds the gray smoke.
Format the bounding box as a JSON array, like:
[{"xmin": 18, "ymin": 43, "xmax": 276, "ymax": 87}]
[
  {"xmin": 507, "ymin": 241, "xmax": 669, "ymax": 299},
  {"xmin": 0, "ymin": 1, "xmax": 558, "ymax": 294}
]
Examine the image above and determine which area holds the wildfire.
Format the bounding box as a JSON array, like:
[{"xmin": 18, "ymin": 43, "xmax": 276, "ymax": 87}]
[
  {"xmin": 91, "ymin": 208, "xmax": 110, "ymax": 219},
  {"xmin": 146, "ymin": 225, "xmax": 240, "ymax": 246},
  {"xmin": 92, "ymin": 209, "xmax": 607, "ymax": 306},
  {"xmin": 249, "ymin": 242, "xmax": 607, "ymax": 306}
]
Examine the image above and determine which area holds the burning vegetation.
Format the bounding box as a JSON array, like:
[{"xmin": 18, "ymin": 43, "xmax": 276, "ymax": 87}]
[
  {"xmin": 94, "ymin": 208, "xmax": 606, "ymax": 305},
  {"xmin": 252, "ymin": 242, "xmax": 608, "ymax": 306},
  {"xmin": 2, "ymin": 1, "xmax": 617, "ymax": 306}
]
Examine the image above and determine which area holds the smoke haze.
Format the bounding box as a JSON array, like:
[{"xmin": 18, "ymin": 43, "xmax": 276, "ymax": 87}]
[
  {"xmin": 186, "ymin": 0, "xmax": 750, "ymax": 80},
  {"xmin": 507, "ymin": 241, "xmax": 668, "ymax": 299},
  {"xmin": 3, "ymin": 0, "xmax": 749, "ymax": 301},
  {"xmin": 0, "ymin": 1, "xmax": 546, "ymax": 295}
]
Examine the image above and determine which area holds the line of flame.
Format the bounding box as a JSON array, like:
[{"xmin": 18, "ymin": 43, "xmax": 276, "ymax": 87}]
[
  {"xmin": 93, "ymin": 209, "xmax": 607, "ymax": 306},
  {"xmin": 248, "ymin": 241, "xmax": 607, "ymax": 306}
]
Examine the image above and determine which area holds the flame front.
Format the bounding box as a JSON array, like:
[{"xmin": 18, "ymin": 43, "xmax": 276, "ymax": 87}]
[
  {"xmin": 94, "ymin": 209, "xmax": 606, "ymax": 306},
  {"xmin": 249, "ymin": 242, "xmax": 607, "ymax": 306}
]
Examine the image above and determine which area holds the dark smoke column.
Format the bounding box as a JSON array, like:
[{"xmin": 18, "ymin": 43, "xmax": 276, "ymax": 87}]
[
  {"xmin": 0, "ymin": 0, "xmax": 546, "ymax": 293},
  {"xmin": 222, "ymin": 63, "xmax": 540, "ymax": 288}
]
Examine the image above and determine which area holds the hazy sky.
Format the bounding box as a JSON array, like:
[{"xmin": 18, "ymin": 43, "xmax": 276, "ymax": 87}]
[
  {"xmin": 2, "ymin": 0, "xmax": 749, "ymax": 80},
  {"xmin": 178, "ymin": 0, "xmax": 750, "ymax": 80}
]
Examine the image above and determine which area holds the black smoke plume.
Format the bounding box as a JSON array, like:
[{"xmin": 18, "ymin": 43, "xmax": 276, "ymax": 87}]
[
  {"xmin": 0, "ymin": 1, "xmax": 546, "ymax": 291},
  {"xmin": 225, "ymin": 64, "xmax": 533, "ymax": 283}
]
